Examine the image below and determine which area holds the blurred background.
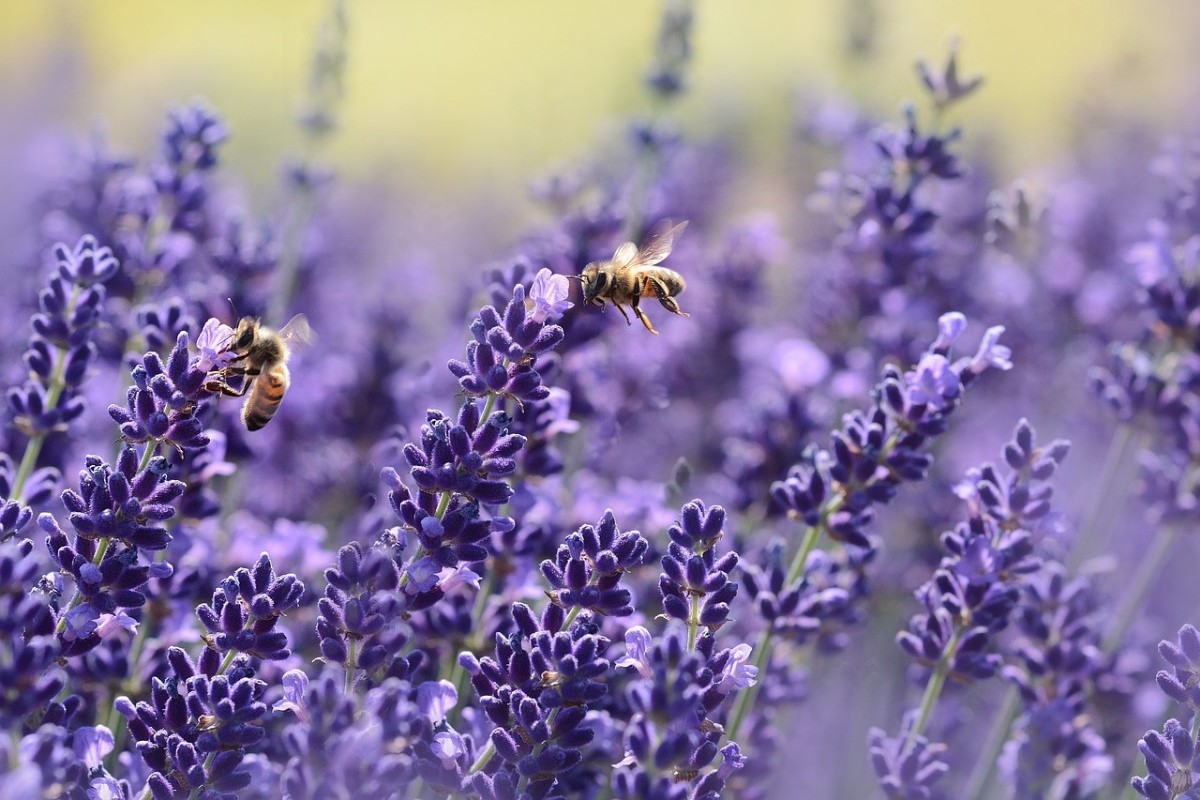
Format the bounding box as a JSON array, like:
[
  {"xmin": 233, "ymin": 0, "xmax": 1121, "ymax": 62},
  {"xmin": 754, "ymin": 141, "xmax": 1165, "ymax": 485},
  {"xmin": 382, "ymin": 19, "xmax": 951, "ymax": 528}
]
[{"xmin": 2, "ymin": 0, "xmax": 1199, "ymax": 221}]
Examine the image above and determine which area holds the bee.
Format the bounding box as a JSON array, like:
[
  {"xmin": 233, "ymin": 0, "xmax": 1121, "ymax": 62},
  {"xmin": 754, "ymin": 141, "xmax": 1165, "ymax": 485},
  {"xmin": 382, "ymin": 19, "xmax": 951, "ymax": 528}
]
[
  {"xmin": 579, "ymin": 219, "xmax": 689, "ymax": 335},
  {"xmin": 205, "ymin": 314, "xmax": 313, "ymax": 431}
]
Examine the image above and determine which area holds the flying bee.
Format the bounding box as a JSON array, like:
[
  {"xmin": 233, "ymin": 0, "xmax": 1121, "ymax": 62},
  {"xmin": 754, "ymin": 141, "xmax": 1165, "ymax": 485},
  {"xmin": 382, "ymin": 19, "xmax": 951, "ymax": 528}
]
[
  {"xmin": 579, "ymin": 219, "xmax": 689, "ymax": 335},
  {"xmin": 205, "ymin": 314, "xmax": 313, "ymax": 431}
]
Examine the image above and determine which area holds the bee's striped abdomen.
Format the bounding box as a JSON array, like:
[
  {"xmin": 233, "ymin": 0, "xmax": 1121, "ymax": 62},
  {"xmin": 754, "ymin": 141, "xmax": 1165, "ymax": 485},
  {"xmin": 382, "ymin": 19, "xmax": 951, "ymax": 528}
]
[{"xmin": 241, "ymin": 364, "xmax": 290, "ymax": 431}]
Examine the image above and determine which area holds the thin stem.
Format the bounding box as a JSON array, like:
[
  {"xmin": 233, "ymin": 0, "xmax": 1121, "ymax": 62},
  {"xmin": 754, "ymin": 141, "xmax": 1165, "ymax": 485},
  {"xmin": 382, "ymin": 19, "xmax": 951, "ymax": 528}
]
[
  {"xmin": 725, "ymin": 522, "xmax": 822, "ymax": 743},
  {"xmin": 12, "ymin": 285, "xmax": 84, "ymax": 502},
  {"xmin": 686, "ymin": 592, "xmax": 701, "ymax": 651},
  {"xmin": 479, "ymin": 392, "xmax": 499, "ymax": 425},
  {"xmin": 138, "ymin": 441, "xmax": 159, "ymax": 473},
  {"xmin": 961, "ymin": 687, "xmax": 1019, "ymax": 800},
  {"xmin": 1068, "ymin": 423, "xmax": 1135, "ymax": 572},
  {"xmin": 469, "ymin": 739, "xmax": 496, "ymax": 774},
  {"xmin": 905, "ymin": 627, "xmax": 964, "ymax": 751},
  {"xmin": 345, "ymin": 639, "xmax": 358, "ymax": 694},
  {"xmin": 434, "ymin": 490, "xmax": 453, "ymax": 520},
  {"xmin": 446, "ymin": 565, "xmax": 496, "ymax": 723},
  {"xmin": 1102, "ymin": 526, "xmax": 1179, "ymax": 653}
]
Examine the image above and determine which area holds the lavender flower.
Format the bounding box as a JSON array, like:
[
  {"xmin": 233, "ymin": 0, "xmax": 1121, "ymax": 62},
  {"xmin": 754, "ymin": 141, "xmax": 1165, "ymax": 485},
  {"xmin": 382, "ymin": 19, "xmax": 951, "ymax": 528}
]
[
  {"xmin": 540, "ymin": 509, "xmax": 649, "ymax": 618},
  {"xmin": 108, "ymin": 330, "xmax": 214, "ymax": 454},
  {"xmin": 194, "ymin": 553, "xmax": 304, "ymax": 661},
  {"xmin": 448, "ymin": 283, "xmax": 566, "ymax": 407},
  {"xmin": 5, "ymin": 236, "xmax": 119, "ymax": 496},
  {"xmin": 659, "ymin": 500, "xmax": 738, "ymax": 643}
]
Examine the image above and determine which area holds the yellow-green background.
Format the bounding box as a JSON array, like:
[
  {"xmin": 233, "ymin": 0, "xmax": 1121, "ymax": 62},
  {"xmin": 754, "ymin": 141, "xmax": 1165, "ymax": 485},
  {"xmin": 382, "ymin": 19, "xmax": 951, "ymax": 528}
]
[{"xmin": 1, "ymin": 1, "xmax": 1197, "ymax": 206}]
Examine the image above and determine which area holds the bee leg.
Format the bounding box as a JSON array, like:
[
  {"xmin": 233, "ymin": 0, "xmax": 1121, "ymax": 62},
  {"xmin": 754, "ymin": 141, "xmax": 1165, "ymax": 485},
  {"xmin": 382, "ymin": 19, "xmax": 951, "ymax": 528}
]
[
  {"xmin": 650, "ymin": 279, "xmax": 689, "ymax": 317},
  {"xmin": 657, "ymin": 295, "xmax": 689, "ymax": 317},
  {"xmin": 630, "ymin": 294, "xmax": 659, "ymax": 335},
  {"xmin": 613, "ymin": 302, "xmax": 633, "ymax": 326},
  {"xmin": 203, "ymin": 379, "xmax": 250, "ymax": 398}
]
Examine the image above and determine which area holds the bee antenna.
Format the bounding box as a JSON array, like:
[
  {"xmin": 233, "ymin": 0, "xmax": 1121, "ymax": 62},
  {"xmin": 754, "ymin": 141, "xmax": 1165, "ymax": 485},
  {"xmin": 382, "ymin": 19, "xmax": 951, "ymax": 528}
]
[
  {"xmin": 226, "ymin": 297, "xmax": 241, "ymax": 322},
  {"xmin": 564, "ymin": 275, "xmax": 584, "ymax": 282}
]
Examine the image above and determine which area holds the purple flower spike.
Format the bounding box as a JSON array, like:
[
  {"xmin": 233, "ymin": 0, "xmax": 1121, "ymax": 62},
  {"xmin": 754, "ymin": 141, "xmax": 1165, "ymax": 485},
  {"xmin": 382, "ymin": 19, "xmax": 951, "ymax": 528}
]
[
  {"xmin": 7, "ymin": 235, "xmax": 117, "ymax": 447},
  {"xmin": 541, "ymin": 510, "xmax": 649, "ymax": 617},
  {"xmin": 195, "ymin": 553, "xmax": 304, "ymax": 661}
]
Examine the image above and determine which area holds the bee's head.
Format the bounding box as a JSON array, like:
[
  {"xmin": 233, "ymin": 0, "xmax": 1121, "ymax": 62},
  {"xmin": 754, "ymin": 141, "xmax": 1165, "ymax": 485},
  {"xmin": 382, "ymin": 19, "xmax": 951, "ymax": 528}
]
[
  {"xmin": 579, "ymin": 264, "xmax": 605, "ymax": 304},
  {"xmin": 232, "ymin": 317, "xmax": 260, "ymax": 351}
]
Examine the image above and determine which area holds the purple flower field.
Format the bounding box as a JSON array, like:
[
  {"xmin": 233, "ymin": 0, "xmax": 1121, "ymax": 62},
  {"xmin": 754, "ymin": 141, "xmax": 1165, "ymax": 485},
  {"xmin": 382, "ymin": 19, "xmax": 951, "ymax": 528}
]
[{"xmin": 3, "ymin": 3, "xmax": 1200, "ymax": 799}]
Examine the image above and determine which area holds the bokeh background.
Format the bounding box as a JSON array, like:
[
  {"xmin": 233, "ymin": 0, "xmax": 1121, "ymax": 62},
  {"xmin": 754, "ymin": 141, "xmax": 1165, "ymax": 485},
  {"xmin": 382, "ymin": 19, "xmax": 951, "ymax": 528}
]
[
  {"xmin": 3, "ymin": 0, "xmax": 1200, "ymax": 219},
  {"xmin": 4, "ymin": 2, "xmax": 1200, "ymax": 797}
]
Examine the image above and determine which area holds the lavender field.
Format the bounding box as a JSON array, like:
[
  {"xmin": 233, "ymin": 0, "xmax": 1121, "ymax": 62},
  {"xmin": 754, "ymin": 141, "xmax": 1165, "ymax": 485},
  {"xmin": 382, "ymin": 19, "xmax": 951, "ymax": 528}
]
[{"xmin": 3, "ymin": 2, "xmax": 1200, "ymax": 798}]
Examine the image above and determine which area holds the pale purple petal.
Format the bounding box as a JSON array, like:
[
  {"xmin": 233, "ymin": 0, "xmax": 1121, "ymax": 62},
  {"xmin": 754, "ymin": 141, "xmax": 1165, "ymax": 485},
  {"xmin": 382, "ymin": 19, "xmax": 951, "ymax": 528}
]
[
  {"xmin": 718, "ymin": 643, "xmax": 759, "ymax": 693},
  {"xmin": 73, "ymin": 726, "xmax": 114, "ymax": 769},
  {"xmin": 438, "ymin": 565, "xmax": 482, "ymax": 594},
  {"xmin": 431, "ymin": 730, "xmax": 465, "ymax": 769},
  {"xmin": 933, "ymin": 312, "xmax": 967, "ymax": 349},
  {"xmin": 195, "ymin": 318, "xmax": 236, "ymax": 372},
  {"xmin": 404, "ymin": 557, "xmax": 441, "ymax": 594},
  {"xmin": 417, "ymin": 680, "xmax": 458, "ymax": 724},
  {"xmin": 969, "ymin": 325, "xmax": 1013, "ymax": 373},
  {"xmin": 273, "ymin": 669, "xmax": 310, "ymax": 721},
  {"xmin": 95, "ymin": 611, "xmax": 138, "ymax": 639},
  {"xmin": 615, "ymin": 626, "xmax": 654, "ymax": 679},
  {"xmin": 527, "ymin": 268, "xmax": 574, "ymax": 323}
]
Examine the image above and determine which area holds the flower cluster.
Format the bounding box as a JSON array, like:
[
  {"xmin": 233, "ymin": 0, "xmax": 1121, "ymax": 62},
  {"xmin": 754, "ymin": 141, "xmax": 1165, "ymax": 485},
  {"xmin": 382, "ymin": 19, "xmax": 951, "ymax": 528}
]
[
  {"xmin": 770, "ymin": 313, "xmax": 1012, "ymax": 552},
  {"xmin": 870, "ymin": 419, "xmax": 1072, "ymax": 796},
  {"xmin": 540, "ymin": 509, "xmax": 649, "ymax": 618},
  {"xmin": 462, "ymin": 601, "xmax": 609, "ymax": 798},
  {"xmin": 4, "ymin": 236, "xmax": 119, "ymax": 515},
  {"xmin": 449, "ymin": 277, "xmax": 568, "ymax": 407},
  {"xmin": 614, "ymin": 627, "xmax": 751, "ymax": 798},
  {"xmin": 659, "ymin": 500, "xmax": 738, "ymax": 637}
]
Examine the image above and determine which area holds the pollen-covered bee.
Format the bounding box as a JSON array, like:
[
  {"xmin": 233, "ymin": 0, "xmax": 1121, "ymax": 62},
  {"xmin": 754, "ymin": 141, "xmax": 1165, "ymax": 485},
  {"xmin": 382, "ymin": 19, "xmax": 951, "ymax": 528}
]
[
  {"xmin": 206, "ymin": 314, "xmax": 313, "ymax": 431},
  {"xmin": 579, "ymin": 219, "xmax": 689, "ymax": 335}
]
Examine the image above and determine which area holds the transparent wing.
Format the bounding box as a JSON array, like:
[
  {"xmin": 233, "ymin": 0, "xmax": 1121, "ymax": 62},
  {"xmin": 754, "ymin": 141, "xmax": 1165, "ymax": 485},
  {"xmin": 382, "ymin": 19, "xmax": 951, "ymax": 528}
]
[
  {"xmin": 634, "ymin": 219, "xmax": 688, "ymax": 266},
  {"xmin": 277, "ymin": 314, "xmax": 314, "ymax": 350},
  {"xmin": 610, "ymin": 241, "xmax": 640, "ymax": 270}
]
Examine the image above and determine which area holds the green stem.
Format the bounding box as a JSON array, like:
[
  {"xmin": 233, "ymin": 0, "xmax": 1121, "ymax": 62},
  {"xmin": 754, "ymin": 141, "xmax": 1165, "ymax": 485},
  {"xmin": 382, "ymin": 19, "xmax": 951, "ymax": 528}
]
[
  {"xmin": 469, "ymin": 740, "xmax": 496, "ymax": 774},
  {"xmin": 12, "ymin": 286, "xmax": 84, "ymax": 502},
  {"xmin": 1068, "ymin": 423, "xmax": 1135, "ymax": 572},
  {"xmin": 1101, "ymin": 526, "xmax": 1179, "ymax": 653},
  {"xmin": 434, "ymin": 490, "xmax": 453, "ymax": 519},
  {"xmin": 725, "ymin": 522, "xmax": 823, "ymax": 743},
  {"xmin": 345, "ymin": 639, "xmax": 358, "ymax": 694},
  {"xmin": 686, "ymin": 592, "xmax": 701, "ymax": 651},
  {"xmin": 905, "ymin": 627, "xmax": 964, "ymax": 752},
  {"xmin": 138, "ymin": 442, "xmax": 159, "ymax": 473},
  {"xmin": 446, "ymin": 566, "xmax": 496, "ymax": 721},
  {"xmin": 479, "ymin": 392, "xmax": 499, "ymax": 425},
  {"xmin": 961, "ymin": 688, "xmax": 1019, "ymax": 800},
  {"xmin": 105, "ymin": 556, "xmax": 168, "ymax": 769}
]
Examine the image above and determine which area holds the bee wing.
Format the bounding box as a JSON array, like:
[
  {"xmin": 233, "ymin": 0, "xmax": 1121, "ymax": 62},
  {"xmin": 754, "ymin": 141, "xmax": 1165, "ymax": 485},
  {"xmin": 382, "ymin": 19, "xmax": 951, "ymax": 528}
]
[
  {"xmin": 634, "ymin": 219, "xmax": 688, "ymax": 266},
  {"xmin": 277, "ymin": 313, "xmax": 314, "ymax": 350},
  {"xmin": 610, "ymin": 241, "xmax": 640, "ymax": 270}
]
